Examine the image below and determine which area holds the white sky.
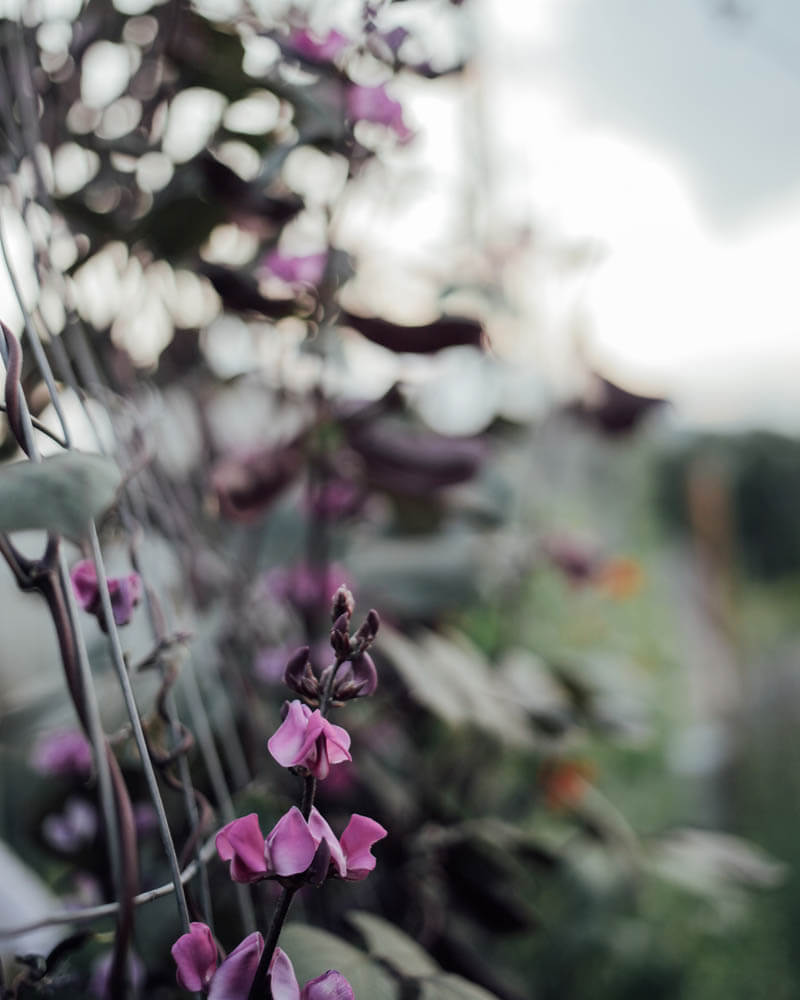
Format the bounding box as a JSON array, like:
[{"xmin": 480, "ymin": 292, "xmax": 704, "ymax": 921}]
[{"xmin": 476, "ymin": 0, "xmax": 800, "ymax": 431}]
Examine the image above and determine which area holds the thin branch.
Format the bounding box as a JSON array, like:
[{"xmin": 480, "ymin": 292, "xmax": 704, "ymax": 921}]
[{"xmin": 0, "ymin": 836, "xmax": 218, "ymax": 940}]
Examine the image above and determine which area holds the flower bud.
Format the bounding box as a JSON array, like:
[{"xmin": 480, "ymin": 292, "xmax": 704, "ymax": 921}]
[
  {"xmin": 332, "ymin": 652, "xmax": 377, "ymax": 701},
  {"xmin": 330, "ymin": 623, "xmax": 351, "ymax": 658},
  {"xmin": 355, "ymin": 609, "xmax": 380, "ymax": 647},
  {"xmin": 331, "ymin": 585, "xmax": 355, "ymax": 623},
  {"xmin": 284, "ymin": 646, "xmax": 320, "ymax": 699}
]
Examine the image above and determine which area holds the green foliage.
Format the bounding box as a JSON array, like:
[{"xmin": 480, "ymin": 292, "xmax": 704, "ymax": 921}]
[
  {"xmin": 279, "ymin": 924, "xmax": 399, "ymax": 1000},
  {"xmin": 0, "ymin": 453, "xmax": 120, "ymax": 539}
]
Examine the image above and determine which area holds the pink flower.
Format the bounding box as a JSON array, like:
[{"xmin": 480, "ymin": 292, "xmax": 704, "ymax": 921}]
[
  {"xmin": 171, "ymin": 927, "xmax": 354, "ymax": 1000},
  {"xmin": 302, "ymin": 970, "xmax": 355, "ymax": 999},
  {"xmin": 268, "ymin": 701, "xmax": 352, "ymax": 780},
  {"xmin": 307, "ymin": 807, "xmax": 387, "ymax": 881},
  {"xmin": 347, "ymin": 84, "xmax": 412, "ymax": 141},
  {"xmin": 215, "ymin": 806, "xmax": 387, "ymax": 885},
  {"xmin": 42, "ymin": 797, "xmax": 97, "ymax": 853},
  {"xmin": 171, "ymin": 922, "xmax": 218, "ymax": 992},
  {"xmin": 70, "ymin": 559, "xmax": 142, "ymax": 630},
  {"xmin": 289, "ymin": 28, "xmax": 349, "ymax": 63},
  {"xmin": 31, "ymin": 729, "xmax": 93, "ymax": 777},
  {"xmin": 216, "ymin": 808, "xmax": 317, "ymax": 883},
  {"xmin": 264, "ymin": 251, "xmax": 327, "ymax": 286}
]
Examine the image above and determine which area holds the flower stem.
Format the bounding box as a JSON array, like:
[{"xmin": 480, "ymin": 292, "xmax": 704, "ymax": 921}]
[{"xmin": 247, "ymin": 886, "xmax": 297, "ymax": 1000}]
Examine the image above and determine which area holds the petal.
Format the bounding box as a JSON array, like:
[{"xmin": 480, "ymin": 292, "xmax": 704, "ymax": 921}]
[
  {"xmin": 301, "ymin": 970, "xmax": 355, "ymax": 1000},
  {"xmin": 269, "ymin": 947, "xmax": 301, "ymax": 1000},
  {"xmin": 268, "ymin": 701, "xmax": 314, "ymax": 767},
  {"xmin": 171, "ymin": 922, "xmax": 217, "ymax": 992},
  {"xmin": 70, "ymin": 560, "xmax": 98, "ymax": 609},
  {"xmin": 339, "ymin": 814, "xmax": 388, "ymax": 880},
  {"xmin": 350, "ymin": 652, "xmax": 378, "ymax": 697},
  {"xmin": 216, "ymin": 814, "xmax": 268, "ymax": 883},
  {"xmin": 266, "ymin": 806, "xmax": 318, "ymax": 876},
  {"xmin": 307, "ymin": 807, "xmax": 347, "ymax": 878},
  {"xmin": 320, "ymin": 718, "xmax": 351, "ymax": 765},
  {"xmin": 208, "ymin": 932, "xmax": 263, "ymax": 1000}
]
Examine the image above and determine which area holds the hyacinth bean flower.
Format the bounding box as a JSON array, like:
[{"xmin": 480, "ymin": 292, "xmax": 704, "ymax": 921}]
[
  {"xmin": 31, "ymin": 728, "xmax": 93, "ymax": 778},
  {"xmin": 264, "ymin": 250, "xmax": 327, "ymax": 287},
  {"xmin": 268, "ymin": 700, "xmax": 352, "ymax": 780},
  {"xmin": 171, "ymin": 924, "xmax": 355, "ymax": 1000},
  {"xmin": 216, "ymin": 806, "xmax": 387, "ymax": 884},
  {"xmin": 288, "ymin": 27, "xmax": 349, "ymax": 63},
  {"xmin": 346, "ymin": 83, "xmax": 412, "ymax": 141},
  {"xmin": 90, "ymin": 949, "xmax": 145, "ymax": 999},
  {"xmin": 70, "ymin": 559, "xmax": 142, "ymax": 631}
]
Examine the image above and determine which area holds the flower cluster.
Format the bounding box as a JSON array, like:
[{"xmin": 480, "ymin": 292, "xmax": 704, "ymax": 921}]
[
  {"xmin": 70, "ymin": 559, "xmax": 142, "ymax": 631},
  {"xmin": 173, "ymin": 585, "xmax": 384, "ymax": 997},
  {"xmin": 172, "ymin": 924, "xmax": 353, "ymax": 999},
  {"xmin": 216, "ymin": 806, "xmax": 386, "ymax": 885}
]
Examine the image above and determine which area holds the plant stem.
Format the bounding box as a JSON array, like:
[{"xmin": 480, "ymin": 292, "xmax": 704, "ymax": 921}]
[{"xmin": 247, "ymin": 887, "xmax": 297, "ymax": 1000}]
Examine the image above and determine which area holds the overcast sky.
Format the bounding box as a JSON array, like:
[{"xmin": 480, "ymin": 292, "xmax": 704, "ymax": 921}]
[{"xmin": 480, "ymin": 0, "xmax": 800, "ymax": 431}]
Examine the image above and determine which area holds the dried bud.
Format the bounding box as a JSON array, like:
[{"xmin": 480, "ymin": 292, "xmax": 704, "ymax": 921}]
[
  {"xmin": 331, "ymin": 585, "xmax": 355, "ymax": 623},
  {"xmin": 355, "ymin": 609, "xmax": 380, "ymax": 647},
  {"xmin": 284, "ymin": 646, "xmax": 320, "ymax": 699},
  {"xmin": 333, "ymin": 652, "xmax": 378, "ymax": 700}
]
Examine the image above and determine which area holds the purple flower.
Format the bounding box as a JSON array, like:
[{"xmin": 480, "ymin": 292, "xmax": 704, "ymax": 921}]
[
  {"xmin": 347, "ymin": 84, "xmax": 412, "ymax": 141},
  {"xmin": 70, "ymin": 559, "xmax": 142, "ymax": 630},
  {"xmin": 307, "ymin": 807, "xmax": 387, "ymax": 881},
  {"xmin": 90, "ymin": 950, "xmax": 145, "ymax": 999},
  {"xmin": 31, "ymin": 729, "xmax": 92, "ymax": 778},
  {"xmin": 302, "ymin": 970, "xmax": 355, "ymax": 1000},
  {"xmin": 268, "ymin": 701, "xmax": 352, "ymax": 780},
  {"xmin": 171, "ymin": 927, "xmax": 354, "ymax": 1000},
  {"xmin": 42, "ymin": 797, "xmax": 97, "ymax": 853},
  {"xmin": 208, "ymin": 932, "xmax": 264, "ymax": 1000},
  {"xmin": 171, "ymin": 922, "xmax": 218, "ymax": 992},
  {"xmin": 215, "ymin": 806, "xmax": 387, "ymax": 885},
  {"xmin": 264, "ymin": 563, "xmax": 353, "ymax": 616},
  {"xmin": 216, "ymin": 808, "xmax": 317, "ymax": 883},
  {"xmin": 264, "ymin": 251, "xmax": 327, "ymax": 286},
  {"xmin": 289, "ymin": 27, "xmax": 349, "ymax": 63}
]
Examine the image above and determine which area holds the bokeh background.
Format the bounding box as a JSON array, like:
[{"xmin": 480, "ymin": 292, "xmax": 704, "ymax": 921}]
[{"xmin": 0, "ymin": 1, "xmax": 798, "ymax": 997}]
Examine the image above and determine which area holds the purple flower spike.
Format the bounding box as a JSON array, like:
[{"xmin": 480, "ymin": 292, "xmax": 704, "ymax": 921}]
[
  {"xmin": 70, "ymin": 559, "xmax": 142, "ymax": 631},
  {"xmin": 216, "ymin": 813, "xmax": 268, "ymax": 883},
  {"xmin": 266, "ymin": 806, "xmax": 319, "ymax": 877},
  {"xmin": 208, "ymin": 931, "xmax": 264, "ymax": 1000},
  {"xmin": 347, "ymin": 84, "xmax": 412, "ymax": 141},
  {"xmin": 267, "ymin": 700, "xmax": 352, "ymax": 780},
  {"xmin": 32, "ymin": 729, "xmax": 93, "ymax": 778},
  {"xmin": 302, "ymin": 970, "xmax": 355, "ymax": 1000},
  {"xmin": 339, "ymin": 814, "xmax": 388, "ymax": 880},
  {"xmin": 171, "ymin": 922, "xmax": 218, "ymax": 992}
]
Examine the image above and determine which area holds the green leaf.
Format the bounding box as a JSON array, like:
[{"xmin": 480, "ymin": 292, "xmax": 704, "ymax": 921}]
[
  {"xmin": 419, "ymin": 974, "xmax": 505, "ymax": 1000},
  {"xmin": 346, "ymin": 911, "xmax": 440, "ymax": 977},
  {"xmin": 0, "ymin": 453, "xmax": 120, "ymax": 539},
  {"xmin": 278, "ymin": 924, "xmax": 399, "ymax": 1000},
  {"xmin": 379, "ymin": 626, "xmax": 534, "ymax": 747}
]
